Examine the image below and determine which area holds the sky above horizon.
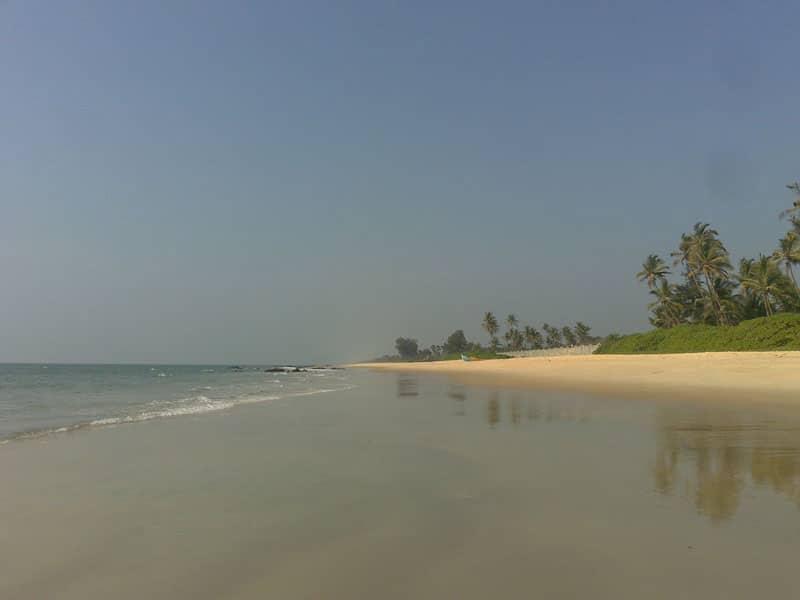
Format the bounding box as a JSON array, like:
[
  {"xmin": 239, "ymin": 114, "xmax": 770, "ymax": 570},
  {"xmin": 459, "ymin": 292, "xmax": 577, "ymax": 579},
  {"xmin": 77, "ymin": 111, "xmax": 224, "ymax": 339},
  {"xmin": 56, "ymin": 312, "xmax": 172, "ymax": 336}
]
[{"xmin": 2, "ymin": 1, "xmax": 799, "ymax": 364}]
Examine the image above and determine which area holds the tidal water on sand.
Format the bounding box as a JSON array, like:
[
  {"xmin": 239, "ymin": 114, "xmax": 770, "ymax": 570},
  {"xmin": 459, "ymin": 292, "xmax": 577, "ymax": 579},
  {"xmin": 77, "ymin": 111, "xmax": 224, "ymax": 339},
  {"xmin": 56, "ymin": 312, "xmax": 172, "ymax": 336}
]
[{"xmin": 2, "ymin": 368, "xmax": 799, "ymax": 599}]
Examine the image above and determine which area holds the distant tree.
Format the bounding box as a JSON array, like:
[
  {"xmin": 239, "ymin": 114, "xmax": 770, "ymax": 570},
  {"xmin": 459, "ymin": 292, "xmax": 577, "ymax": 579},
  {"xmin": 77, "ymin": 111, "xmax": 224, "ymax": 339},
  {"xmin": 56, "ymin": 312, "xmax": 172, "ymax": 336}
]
[
  {"xmin": 637, "ymin": 255, "xmax": 670, "ymax": 289},
  {"xmin": 506, "ymin": 314, "xmax": 518, "ymax": 332},
  {"xmin": 737, "ymin": 255, "xmax": 787, "ymax": 317},
  {"xmin": 482, "ymin": 312, "xmax": 499, "ymax": 349},
  {"xmin": 772, "ymin": 234, "xmax": 800, "ymax": 289},
  {"xmin": 561, "ymin": 326, "xmax": 577, "ymax": 347},
  {"xmin": 573, "ymin": 322, "xmax": 592, "ymax": 344},
  {"xmin": 523, "ymin": 325, "xmax": 543, "ymax": 349},
  {"xmin": 508, "ymin": 328, "xmax": 524, "ymax": 351},
  {"xmin": 648, "ymin": 280, "xmax": 683, "ymax": 328},
  {"xmin": 394, "ymin": 337, "xmax": 419, "ymax": 360},
  {"xmin": 444, "ymin": 330, "xmax": 469, "ymax": 354},
  {"xmin": 542, "ymin": 323, "xmax": 563, "ymax": 348},
  {"xmin": 779, "ymin": 182, "xmax": 800, "ymax": 221}
]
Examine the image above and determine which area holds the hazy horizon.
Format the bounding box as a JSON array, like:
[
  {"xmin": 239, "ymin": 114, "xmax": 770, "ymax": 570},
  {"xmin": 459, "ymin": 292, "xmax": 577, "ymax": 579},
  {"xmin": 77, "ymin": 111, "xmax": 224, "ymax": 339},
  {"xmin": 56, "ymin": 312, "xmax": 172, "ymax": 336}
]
[{"xmin": 2, "ymin": 1, "xmax": 798, "ymax": 364}]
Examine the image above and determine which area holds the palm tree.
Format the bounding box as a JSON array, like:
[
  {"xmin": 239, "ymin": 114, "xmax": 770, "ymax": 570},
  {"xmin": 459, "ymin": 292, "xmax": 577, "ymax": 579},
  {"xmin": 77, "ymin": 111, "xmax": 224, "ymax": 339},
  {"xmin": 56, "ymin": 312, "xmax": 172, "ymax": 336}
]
[
  {"xmin": 523, "ymin": 326, "xmax": 542, "ymax": 349},
  {"xmin": 671, "ymin": 222, "xmax": 718, "ymax": 278},
  {"xmin": 637, "ymin": 254, "xmax": 670, "ymax": 289},
  {"xmin": 779, "ymin": 182, "xmax": 800, "ymax": 221},
  {"xmin": 510, "ymin": 329, "xmax": 524, "ymax": 351},
  {"xmin": 482, "ymin": 312, "xmax": 499, "ymax": 349},
  {"xmin": 542, "ymin": 324, "xmax": 563, "ymax": 348},
  {"xmin": 573, "ymin": 322, "xmax": 592, "ymax": 344},
  {"xmin": 772, "ymin": 234, "xmax": 800, "ymax": 289},
  {"xmin": 686, "ymin": 235, "xmax": 732, "ymax": 325},
  {"xmin": 738, "ymin": 255, "xmax": 785, "ymax": 317},
  {"xmin": 648, "ymin": 280, "xmax": 682, "ymax": 328},
  {"xmin": 506, "ymin": 314, "xmax": 518, "ymax": 331}
]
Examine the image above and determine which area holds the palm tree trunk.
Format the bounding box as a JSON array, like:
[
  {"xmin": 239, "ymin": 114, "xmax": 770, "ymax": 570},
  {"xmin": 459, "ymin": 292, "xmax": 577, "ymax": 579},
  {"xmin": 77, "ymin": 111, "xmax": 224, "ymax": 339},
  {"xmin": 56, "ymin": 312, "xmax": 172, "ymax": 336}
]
[
  {"xmin": 764, "ymin": 294, "xmax": 774, "ymax": 317},
  {"xmin": 788, "ymin": 263, "xmax": 798, "ymax": 290},
  {"xmin": 703, "ymin": 271, "xmax": 727, "ymax": 325}
]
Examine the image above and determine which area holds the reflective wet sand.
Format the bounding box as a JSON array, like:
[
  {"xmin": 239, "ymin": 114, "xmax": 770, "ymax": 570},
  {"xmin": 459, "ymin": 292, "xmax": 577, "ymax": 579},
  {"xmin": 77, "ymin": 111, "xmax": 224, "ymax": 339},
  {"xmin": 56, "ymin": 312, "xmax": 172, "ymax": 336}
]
[{"xmin": 2, "ymin": 371, "xmax": 799, "ymax": 598}]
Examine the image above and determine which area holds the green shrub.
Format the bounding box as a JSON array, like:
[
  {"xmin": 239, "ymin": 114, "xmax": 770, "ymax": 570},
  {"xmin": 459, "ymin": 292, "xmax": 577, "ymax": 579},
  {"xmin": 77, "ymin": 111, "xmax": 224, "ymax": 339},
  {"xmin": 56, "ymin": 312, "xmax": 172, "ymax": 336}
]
[{"xmin": 595, "ymin": 314, "xmax": 800, "ymax": 354}]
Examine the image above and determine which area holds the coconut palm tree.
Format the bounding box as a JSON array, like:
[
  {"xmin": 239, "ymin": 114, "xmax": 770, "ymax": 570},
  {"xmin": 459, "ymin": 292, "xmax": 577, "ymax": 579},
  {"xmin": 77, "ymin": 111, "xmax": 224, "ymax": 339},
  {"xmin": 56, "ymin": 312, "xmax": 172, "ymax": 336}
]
[
  {"xmin": 637, "ymin": 254, "xmax": 670, "ymax": 289},
  {"xmin": 509, "ymin": 329, "xmax": 524, "ymax": 351},
  {"xmin": 523, "ymin": 326, "xmax": 542, "ymax": 349},
  {"xmin": 671, "ymin": 222, "xmax": 719, "ymax": 278},
  {"xmin": 779, "ymin": 182, "xmax": 800, "ymax": 221},
  {"xmin": 772, "ymin": 234, "xmax": 800, "ymax": 289},
  {"xmin": 686, "ymin": 236, "xmax": 732, "ymax": 325},
  {"xmin": 738, "ymin": 255, "xmax": 786, "ymax": 317},
  {"xmin": 648, "ymin": 280, "xmax": 682, "ymax": 328},
  {"xmin": 573, "ymin": 322, "xmax": 592, "ymax": 344},
  {"xmin": 482, "ymin": 312, "xmax": 499, "ymax": 349},
  {"xmin": 506, "ymin": 314, "xmax": 518, "ymax": 332}
]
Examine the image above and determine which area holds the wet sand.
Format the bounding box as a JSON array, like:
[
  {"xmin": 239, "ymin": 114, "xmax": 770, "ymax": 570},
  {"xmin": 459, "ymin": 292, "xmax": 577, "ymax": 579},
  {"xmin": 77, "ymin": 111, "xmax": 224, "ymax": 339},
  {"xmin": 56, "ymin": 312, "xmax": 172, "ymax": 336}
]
[
  {"xmin": 3, "ymin": 370, "xmax": 800, "ymax": 599},
  {"xmin": 349, "ymin": 352, "xmax": 800, "ymax": 403}
]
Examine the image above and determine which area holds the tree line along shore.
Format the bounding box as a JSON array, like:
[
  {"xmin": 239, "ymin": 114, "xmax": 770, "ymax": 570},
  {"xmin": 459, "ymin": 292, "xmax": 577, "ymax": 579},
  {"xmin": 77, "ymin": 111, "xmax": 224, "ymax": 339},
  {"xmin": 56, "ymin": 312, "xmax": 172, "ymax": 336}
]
[
  {"xmin": 375, "ymin": 316, "xmax": 601, "ymax": 362},
  {"xmin": 378, "ymin": 181, "xmax": 800, "ymax": 360},
  {"xmin": 601, "ymin": 180, "xmax": 800, "ymax": 353}
]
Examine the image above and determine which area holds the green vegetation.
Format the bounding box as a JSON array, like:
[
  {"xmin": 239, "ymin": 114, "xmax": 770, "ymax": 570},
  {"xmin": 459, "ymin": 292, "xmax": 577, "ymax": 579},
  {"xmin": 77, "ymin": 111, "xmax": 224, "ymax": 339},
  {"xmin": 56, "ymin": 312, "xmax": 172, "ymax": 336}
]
[
  {"xmin": 377, "ymin": 314, "xmax": 598, "ymax": 362},
  {"xmin": 602, "ymin": 181, "xmax": 800, "ymax": 354},
  {"xmin": 636, "ymin": 182, "xmax": 800, "ymax": 329},
  {"xmin": 596, "ymin": 313, "xmax": 800, "ymax": 354}
]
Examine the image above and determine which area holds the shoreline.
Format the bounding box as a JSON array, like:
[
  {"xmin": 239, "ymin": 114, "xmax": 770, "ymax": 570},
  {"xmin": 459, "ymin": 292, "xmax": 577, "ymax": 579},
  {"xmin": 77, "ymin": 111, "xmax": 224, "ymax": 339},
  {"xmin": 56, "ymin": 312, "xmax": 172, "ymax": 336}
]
[{"xmin": 347, "ymin": 352, "xmax": 800, "ymax": 404}]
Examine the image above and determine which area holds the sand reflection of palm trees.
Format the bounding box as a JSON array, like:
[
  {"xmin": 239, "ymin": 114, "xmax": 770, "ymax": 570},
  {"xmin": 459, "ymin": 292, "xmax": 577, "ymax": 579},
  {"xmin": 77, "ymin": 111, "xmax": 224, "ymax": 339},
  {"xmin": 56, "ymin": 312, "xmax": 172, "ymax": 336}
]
[
  {"xmin": 487, "ymin": 393, "xmax": 500, "ymax": 428},
  {"xmin": 483, "ymin": 394, "xmax": 589, "ymax": 428},
  {"xmin": 653, "ymin": 411, "xmax": 800, "ymax": 523},
  {"xmin": 396, "ymin": 375, "xmax": 419, "ymax": 397},
  {"xmin": 510, "ymin": 396, "xmax": 521, "ymax": 425},
  {"xmin": 449, "ymin": 385, "xmax": 467, "ymax": 416}
]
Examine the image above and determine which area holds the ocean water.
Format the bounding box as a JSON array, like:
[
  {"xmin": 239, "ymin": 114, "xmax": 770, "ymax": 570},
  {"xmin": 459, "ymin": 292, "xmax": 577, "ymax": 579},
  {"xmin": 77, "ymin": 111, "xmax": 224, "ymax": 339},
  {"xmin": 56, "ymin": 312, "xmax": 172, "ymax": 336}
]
[
  {"xmin": 2, "ymin": 368, "xmax": 800, "ymax": 598},
  {"xmin": 0, "ymin": 363, "xmax": 351, "ymax": 441}
]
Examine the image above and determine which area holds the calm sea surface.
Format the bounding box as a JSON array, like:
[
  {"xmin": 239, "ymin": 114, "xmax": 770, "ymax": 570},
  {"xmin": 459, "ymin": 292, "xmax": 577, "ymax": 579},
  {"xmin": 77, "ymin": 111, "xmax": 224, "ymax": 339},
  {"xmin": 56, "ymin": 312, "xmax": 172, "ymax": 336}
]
[{"xmin": 1, "ymin": 367, "xmax": 799, "ymax": 598}]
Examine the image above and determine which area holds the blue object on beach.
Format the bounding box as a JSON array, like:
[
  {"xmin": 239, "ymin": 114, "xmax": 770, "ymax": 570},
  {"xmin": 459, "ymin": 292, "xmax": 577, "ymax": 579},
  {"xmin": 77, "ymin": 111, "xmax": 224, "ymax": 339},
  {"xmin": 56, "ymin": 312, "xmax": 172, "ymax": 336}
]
[{"xmin": 461, "ymin": 354, "xmax": 473, "ymax": 362}]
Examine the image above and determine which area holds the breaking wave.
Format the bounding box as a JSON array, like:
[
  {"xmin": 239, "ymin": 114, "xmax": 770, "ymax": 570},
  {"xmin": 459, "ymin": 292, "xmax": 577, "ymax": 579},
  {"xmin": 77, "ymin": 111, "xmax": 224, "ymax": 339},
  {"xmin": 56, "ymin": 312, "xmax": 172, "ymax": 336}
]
[{"xmin": 6, "ymin": 385, "xmax": 354, "ymax": 443}]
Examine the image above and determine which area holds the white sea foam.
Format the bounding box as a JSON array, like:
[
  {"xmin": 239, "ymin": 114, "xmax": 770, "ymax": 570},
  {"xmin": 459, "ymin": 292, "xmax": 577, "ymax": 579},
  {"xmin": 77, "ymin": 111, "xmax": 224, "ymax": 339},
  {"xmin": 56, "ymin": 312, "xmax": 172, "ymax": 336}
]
[{"xmin": 3, "ymin": 383, "xmax": 355, "ymax": 444}]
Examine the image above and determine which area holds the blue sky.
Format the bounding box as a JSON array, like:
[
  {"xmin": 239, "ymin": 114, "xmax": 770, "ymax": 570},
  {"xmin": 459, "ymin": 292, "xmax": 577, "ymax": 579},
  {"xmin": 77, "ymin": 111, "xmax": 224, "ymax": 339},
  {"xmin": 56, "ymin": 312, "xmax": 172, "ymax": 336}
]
[{"xmin": 1, "ymin": 0, "xmax": 798, "ymax": 363}]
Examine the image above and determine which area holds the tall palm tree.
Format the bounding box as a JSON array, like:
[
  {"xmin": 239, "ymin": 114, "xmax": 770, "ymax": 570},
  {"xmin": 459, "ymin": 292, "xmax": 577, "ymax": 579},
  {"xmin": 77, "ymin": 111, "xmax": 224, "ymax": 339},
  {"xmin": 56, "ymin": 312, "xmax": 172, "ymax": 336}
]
[
  {"xmin": 779, "ymin": 182, "xmax": 800, "ymax": 221},
  {"xmin": 573, "ymin": 322, "xmax": 592, "ymax": 344},
  {"xmin": 482, "ymin": 312, "xmax": 499, "ymax": 349},
  {"xmin": 738, "ymin": 255, "xmax": 785, "ymax": 317},
  {"xmin": 648, "ymin": 280, "xmax": 682, "ymax": 328},
  {"xmin": 637, "ymin": 254, "xmax": 670, "ymax": 289},
  {"xmin": 671, "ymin": 222, "xmax": 718, "ymax": 278},
  {"xmin": 506, "ymin": 314, "xmax": 518, "ymax": 332},
  {"xmin": 772, "ymin": 234, "xmax": 800, "ymax": 289},
  {"xmin": 509, "ymin": 329, "xmax": 524, "ymax": 351},
  {"xmin": 523, "ymin": 326, "xmax": 542, "ymax": 349},
  {"xmin": 686, "ymin": 234, "xmax": 732, "ymax": 325}
]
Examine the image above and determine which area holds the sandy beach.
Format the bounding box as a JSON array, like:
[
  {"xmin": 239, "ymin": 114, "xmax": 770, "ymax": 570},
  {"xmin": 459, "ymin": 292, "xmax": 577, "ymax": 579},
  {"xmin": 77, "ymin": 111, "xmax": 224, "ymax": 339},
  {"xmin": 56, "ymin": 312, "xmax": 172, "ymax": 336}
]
[{"xmin": 349, "ymin": 352, "xmax": 800, "ymax": 402}]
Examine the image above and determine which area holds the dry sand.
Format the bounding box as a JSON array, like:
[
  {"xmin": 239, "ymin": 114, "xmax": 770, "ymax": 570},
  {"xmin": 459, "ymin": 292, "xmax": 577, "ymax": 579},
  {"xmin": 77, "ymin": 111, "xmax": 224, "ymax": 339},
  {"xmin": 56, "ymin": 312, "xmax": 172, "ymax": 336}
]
[{"xmin": 348, "ymin": 352, "xmax": 800, "ymax": 403}]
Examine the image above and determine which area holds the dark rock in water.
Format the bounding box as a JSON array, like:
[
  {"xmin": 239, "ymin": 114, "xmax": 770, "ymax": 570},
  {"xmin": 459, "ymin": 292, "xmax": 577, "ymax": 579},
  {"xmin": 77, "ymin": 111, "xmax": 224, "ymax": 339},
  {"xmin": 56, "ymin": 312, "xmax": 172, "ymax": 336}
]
[{"xmin": 264, "ymin": 366, "xmax": 307, "ymax": 373}]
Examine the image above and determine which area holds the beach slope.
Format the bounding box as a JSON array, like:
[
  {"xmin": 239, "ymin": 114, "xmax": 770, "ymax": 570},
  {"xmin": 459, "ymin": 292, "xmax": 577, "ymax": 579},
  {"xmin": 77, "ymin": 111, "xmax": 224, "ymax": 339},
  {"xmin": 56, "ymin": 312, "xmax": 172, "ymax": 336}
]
[{"xmin": 348, "ymin": 352, "xmax": 800, "ymax": 402}]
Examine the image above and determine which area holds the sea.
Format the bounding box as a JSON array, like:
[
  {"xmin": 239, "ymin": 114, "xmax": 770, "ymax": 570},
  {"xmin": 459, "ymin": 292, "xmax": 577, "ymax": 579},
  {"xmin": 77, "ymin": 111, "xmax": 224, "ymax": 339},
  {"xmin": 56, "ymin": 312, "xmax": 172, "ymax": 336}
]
[{"xmin": 0, "ymin": 363, "xmax": 351, "ymax": 442}]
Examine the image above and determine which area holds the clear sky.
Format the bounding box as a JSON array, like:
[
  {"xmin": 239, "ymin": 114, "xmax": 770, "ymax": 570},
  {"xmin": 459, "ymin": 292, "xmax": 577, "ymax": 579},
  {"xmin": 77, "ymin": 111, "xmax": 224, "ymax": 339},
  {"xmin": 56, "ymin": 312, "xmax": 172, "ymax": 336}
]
[{"xmin": 2, "ymin": 1, "xmax": 798, "ymax": 364}]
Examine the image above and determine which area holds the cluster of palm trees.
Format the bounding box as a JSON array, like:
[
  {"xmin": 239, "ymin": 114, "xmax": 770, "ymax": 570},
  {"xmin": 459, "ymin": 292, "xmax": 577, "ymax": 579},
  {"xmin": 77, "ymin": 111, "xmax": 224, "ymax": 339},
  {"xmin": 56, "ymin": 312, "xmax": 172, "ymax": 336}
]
[
  {"xmin": 481, "ymin": 312, "xmax": 594, "ymax": 351},
  {"xmin": 638, "ymin": 182, "xmax": 800, "ymax": 327}
]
